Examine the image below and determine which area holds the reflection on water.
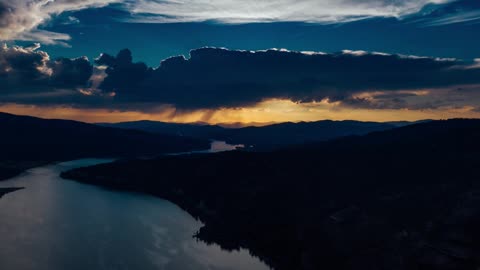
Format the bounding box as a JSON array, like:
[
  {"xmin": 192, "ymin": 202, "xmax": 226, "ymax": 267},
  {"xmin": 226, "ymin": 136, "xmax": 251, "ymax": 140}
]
[
  {"xmin": 208, "ymin": 141, "xmax": 244, "ymax": 152},
  {"xmin": 169, "ymin": 140, "xmax": 244, "ymax": 156},
  {"xmin": 0, "ymin": 159, "xmax": 269, "ymax": 270}
]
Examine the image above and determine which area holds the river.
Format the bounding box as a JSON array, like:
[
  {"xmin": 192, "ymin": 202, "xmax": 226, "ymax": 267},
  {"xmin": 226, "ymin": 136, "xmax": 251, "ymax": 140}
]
[{"xmin": 0, "ymin": 144, "xmax": 269, "ymax": 270}]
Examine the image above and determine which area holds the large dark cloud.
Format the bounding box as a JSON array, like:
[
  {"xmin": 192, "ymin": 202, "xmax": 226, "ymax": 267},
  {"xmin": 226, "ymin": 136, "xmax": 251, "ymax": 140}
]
[
  {"xmin": 0, "ymin": 44, "xmax": 97, "ymax": 106},
  {"xmin": 0, "ymin": 44, "xmax": 49, "ymax": 83},
  {"xmin": 2, "ymin": 45, "xmax": 480, "ymax": 112},
  {"xmin": 95, "ymin": 47, "xmax": 480, "ymax": 110},
  {"xmin": 95, "ymin": 49, "xmax": 149, "ymax": 95},
  {"xmin": 0, "ymin": 44, "xmax": 92, "ymax": 90},
  {"xmin": 49, "ymin": 57, "xmax": 93, "ymax": 87}
]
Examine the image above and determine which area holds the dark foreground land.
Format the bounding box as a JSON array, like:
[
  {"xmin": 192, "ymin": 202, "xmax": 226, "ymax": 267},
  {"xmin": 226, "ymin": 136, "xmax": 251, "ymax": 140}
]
[
  {"xmin": 0, "ymin": 112, "xmax": 210, "ymax": 181},
  {"xmin": 0, "ymin": 161, "xmax": 52, "ymax": 182},
  {"xmin": 63, "ymin": 119, "xmax": 480, "ymax": 270}
]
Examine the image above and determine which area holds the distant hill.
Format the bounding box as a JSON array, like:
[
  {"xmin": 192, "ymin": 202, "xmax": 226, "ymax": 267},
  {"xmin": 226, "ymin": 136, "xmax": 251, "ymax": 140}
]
[
  {"xmin": 63, "ymin": 119, "xmax": 480, "ymax": 270},
  {"xmin": 98, "ymin": 120, "xmax": 226, "ymax": 139},
  {"xmin": 217, "ymin": 121, "xmax": 278, "ymax": 128},
  {"xmin": 0, "ymin": 112, "xmax": 209, "ymax": 180},
  {"xmin": 217, "ymin": 120, "xmax": 398, "ymax": 149},
  {"xmin": 100, "ymin": 119, "xmax": 418, "ymax": 150}
]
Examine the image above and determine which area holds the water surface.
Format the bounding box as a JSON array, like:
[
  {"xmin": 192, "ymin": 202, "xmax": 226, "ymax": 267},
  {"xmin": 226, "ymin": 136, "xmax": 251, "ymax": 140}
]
[
  {"xmin": 169, "ymin": 140, "xmax": 244, "ymax": 156},
  {"xmin": 0, "ymin": 159, "xmax": 269, "ymax": 270}
]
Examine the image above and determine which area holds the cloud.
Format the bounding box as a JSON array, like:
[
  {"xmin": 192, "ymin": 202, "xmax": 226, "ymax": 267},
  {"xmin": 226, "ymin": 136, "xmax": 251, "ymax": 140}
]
[
  {"xmin": 0, "ymin": 0, "xmax": 119, "ymax": 44},
  {"xmin": 421, "ymin": 10, "xmax": 480, "ymax": 26},
  {"xmin": 2, "ymin": 45, "xmax": 480, "ymax": 113},
  {"xmin": 0, "ymin": 43, "xmax": 54, "ymax": 91},
  {"xmin": 0, "ymin": 0, "xmax": 475, "ymax": 44},
  {"xmin": 94, "ymin": 47, "xmax": 480, "ymax": 110},
  {"xmin": 407, "ymin": 0, "xmax": 480, "ymax": 26},
  {"xmin": 50, "ymin": 57, "xmax": 93, "ymax": 87},
  {"xmin": 0, "ymin": 43, "xmax": 96, "ymax": 104},
  {"xmin": 339, "ymin": 86, "xmax": 480, "ymax": 110},
  {"xmin": 123, "ymin": 0, "xmax": 452, "ymax": 24}
]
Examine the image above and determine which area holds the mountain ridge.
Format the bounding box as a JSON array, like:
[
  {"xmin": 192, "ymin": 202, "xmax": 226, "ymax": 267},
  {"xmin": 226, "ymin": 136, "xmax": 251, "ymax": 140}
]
[{"xmin": 99, "ymin": 118, "xmax": 430, "ymax": 150}]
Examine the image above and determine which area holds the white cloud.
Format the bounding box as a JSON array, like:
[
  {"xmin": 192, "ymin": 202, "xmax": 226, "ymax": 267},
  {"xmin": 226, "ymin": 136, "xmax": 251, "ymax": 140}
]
[
  {"xmin": 0, "ymin": 0, "xmax": 120, "ymax": 44},
  {"xmin": 122, "ymin": 0, "xmax": 453, "ymax": 24},
  {"xmin": 418, "ymin": 10, "xmax": 480, "ymax": 26},
  {"xmin": 0, "ymin": 0, "xmax": 462, "ymax": 44}
]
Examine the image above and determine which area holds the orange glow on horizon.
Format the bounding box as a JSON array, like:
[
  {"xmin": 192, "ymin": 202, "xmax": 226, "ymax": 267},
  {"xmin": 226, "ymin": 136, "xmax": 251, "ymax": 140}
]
[{"xmin": 1, "ymin": 100, "xmax": 479, "ymax": 125}]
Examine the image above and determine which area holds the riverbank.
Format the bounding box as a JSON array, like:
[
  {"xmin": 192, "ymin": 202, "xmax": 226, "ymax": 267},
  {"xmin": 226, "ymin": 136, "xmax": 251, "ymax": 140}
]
[
  {"xmin": 0, "ymin": 161, "xmax": 51, "ymax": 181},
  {"xmin": 0, "ymin": 187, "xmax": 24, "ymax": 198},
  {"xmin": 0, "ymin": 140, "xmax": 233, "ymax": 182},
  {"xmin": 0, "ymin": 159, "xmax": 269, "ymax": 270}
]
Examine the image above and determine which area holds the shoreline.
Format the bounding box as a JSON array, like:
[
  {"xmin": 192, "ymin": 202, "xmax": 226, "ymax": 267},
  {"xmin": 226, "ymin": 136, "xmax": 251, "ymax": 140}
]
[
  {"xmin": 60, "ymin": 153, "xmax": 300, "ymax": 270},
  {"xmin": 0, "ymin": 187, "xmax": 24, "ymax": 198},
  {"xmin": 0, "ymin": 141, "xmax": 212, "ymax": 183},
  {"xmin": 0, "ymin": 161, "xmax": 58, "ymax": 182},
  {"xmin": 60, "ymin": 171, "xmax": 278, "ymax": 269}
]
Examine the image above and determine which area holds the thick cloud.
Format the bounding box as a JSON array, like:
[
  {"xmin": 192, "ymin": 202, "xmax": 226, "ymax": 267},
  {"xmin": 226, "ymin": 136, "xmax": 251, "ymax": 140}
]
[
  {"xmin": 95, "ymin": 49, "xmax": 150, "ymax": 94},
  {"xmin": 0, "ymin": 44, "xmax": 94, "ymax": 103},
  {"xmin": 95, "ymin": 47, "xmax": 480, "ymax": 110},
  {"xmin": 0, "ymin": 43, "xmax": 50, "ymax": 83},
  {"xmin": 2, "ymin": 45, "xmax": 480, "ymax": 112},
  {"xmin": 49, "ymin": 57, "xmax": 93, "ymax": 87}
]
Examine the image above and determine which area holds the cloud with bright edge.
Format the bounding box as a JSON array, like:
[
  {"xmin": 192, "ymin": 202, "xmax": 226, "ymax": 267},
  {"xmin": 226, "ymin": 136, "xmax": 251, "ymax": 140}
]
[{"xmin": 2, "ymin": 43, "xmax": 480, "ymax": 115}]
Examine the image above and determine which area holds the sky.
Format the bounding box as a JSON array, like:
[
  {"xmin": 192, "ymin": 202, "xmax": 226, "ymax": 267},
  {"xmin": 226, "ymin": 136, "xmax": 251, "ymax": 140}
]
[{"xmin": 1, "ymin": 0, "xmax": 480, "ymax": 124}]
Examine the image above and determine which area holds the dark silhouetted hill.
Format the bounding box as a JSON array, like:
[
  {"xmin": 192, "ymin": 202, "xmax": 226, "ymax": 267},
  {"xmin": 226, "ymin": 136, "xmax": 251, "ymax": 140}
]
[
  {"xmin": 217, "ymin": 120, "xmax": 398, "ymax": 149},
  {"xmin": 0, "ymin": 112, "xmax": 209, "ymax": 180},
  {"xmin": 98, "ymin": 120, "xmax": 225, "ymax": 139},
  {"xmin": 100, "ymin": 119, "xmax": 414, "ymax": 150},
  {"xmin": 63, "ymin": 119, "xmax": 480, "ymax": 270}
]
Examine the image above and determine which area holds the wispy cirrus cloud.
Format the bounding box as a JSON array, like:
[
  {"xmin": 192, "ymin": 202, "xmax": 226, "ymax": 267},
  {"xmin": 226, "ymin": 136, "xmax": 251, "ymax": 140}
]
[
  {"xmin": 0, "ymin": 0, "xmax": 463, "ymax": 44},
  {"xmin": 0, "ymin": 0, "xmax": 120, "ymax": 45},
  {"xmin": 406, "ymin": 0, "xmax": 480, "ymax": 26},
  {"xmin": 123, "ymin": 0, "xmax": 453, "ymax": 24},
  {"xmin": 417, "ymin": 9, "xmax": 480, "ymax": 26}
]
